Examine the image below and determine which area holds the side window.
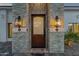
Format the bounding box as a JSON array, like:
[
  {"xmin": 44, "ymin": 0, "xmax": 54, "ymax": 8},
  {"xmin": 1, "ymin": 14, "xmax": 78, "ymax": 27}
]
[
  {"xmin": 73, "ymin": 23, "xmax": 79, "ymax": 33},
  {"xmin": 8, "ymin": 23, "xmax": 12, "ymax": 38},
  {"xmin": 68, "ymin": 23, "xmax": 73, "ymax": 32}
]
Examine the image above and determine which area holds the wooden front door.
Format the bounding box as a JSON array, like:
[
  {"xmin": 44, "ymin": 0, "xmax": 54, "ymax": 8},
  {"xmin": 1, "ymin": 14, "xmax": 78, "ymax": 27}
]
[{"xmin": 31, "ymin": 15, "xmax": 45, "ymax": 48}]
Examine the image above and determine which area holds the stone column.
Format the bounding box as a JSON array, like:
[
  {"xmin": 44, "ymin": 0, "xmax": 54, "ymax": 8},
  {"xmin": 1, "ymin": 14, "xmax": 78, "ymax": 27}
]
[
  {"xmin": 12, "ymin": 3, "xmax": 30, "ymax": 54},
  {"xmin": 48, "ymin": 3, "xmax": 64, "ymax": 53}
]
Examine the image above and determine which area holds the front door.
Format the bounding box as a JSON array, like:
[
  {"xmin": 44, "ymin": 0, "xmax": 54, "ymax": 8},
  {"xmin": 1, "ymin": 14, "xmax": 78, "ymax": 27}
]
[{"xmin": 32, "ymin": 15, "xmax": 45, "ymax": 48}]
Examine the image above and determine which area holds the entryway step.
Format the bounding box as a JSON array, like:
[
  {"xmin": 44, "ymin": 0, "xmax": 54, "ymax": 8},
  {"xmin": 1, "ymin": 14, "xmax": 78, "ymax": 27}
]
[
  {"xmin": 30, "ymin": 48, "xmax": 48, "ymax": 53},
  {"xmin": 31, "ymin": 53, "xmax": 45, "ymax": 56}
]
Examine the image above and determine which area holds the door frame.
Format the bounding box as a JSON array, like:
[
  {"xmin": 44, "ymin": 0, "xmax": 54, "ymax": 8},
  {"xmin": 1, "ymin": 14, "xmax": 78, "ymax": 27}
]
[{"xmin": 31, "ymin": 14, "xmax": 46, "ymax": 48}]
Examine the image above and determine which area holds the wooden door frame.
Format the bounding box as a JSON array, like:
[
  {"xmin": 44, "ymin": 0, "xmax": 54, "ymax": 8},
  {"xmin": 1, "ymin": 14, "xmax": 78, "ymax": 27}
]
[{"xmin": 31, "ymin": 14, "xmax": 46, "ymax": 48}]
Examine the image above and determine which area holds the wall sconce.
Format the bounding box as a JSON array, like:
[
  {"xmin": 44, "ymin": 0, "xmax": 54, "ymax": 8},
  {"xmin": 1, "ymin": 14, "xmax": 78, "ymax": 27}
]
[
  {"xmin": 15, "ymin": 16, "xmax": 22, "ymax": 31},
  {"xmin": 55, "ymin": 16, "xmax": 62, "ymax": 32}
]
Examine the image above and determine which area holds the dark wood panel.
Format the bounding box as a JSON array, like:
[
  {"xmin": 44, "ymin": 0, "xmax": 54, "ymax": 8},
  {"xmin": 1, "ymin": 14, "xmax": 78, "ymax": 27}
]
[{"xmin": 32, "ymin": 35, "xmax": 45, "ymax": 48}]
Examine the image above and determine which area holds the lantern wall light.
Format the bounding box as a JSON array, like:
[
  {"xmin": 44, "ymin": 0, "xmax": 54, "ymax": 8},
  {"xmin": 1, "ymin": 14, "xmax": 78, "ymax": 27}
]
[
  {"xmin": 55, "ymin": 16, "xmax": 62, "ymax": 32},
  {"xmin": 15, "ymin": 16, "xmax": 22, "ymax": 31}
]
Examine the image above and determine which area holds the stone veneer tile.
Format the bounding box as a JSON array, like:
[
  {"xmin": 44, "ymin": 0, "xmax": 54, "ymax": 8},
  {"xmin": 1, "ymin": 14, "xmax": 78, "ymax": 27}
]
[
  {"xmin": 48, "ymin": 32, "xmax": 64, "ymax": 53},
  {"xmin": 12, "ymin": 32, "xmax": 30, "ymax": 53}
]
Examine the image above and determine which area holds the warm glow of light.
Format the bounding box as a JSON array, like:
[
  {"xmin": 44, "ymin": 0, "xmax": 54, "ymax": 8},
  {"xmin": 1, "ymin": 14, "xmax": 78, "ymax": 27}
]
[
  {"xmin": 15, "ymin": 20, "xmax": 22, "ymax": 27},
  {"xmin": 15, "ymin": 19, "xmax": 26, "ymax": 27},
  {"xmin": 22, "ymin": 20, "xmax": 26, "ymax": 27},
  {"xmin": 18, "ymin": 21, "xmax": 22, "ymax": 26},
  {"xmin": 49, "ymin": 18, "xmax": 64, "ymax": 32},
  {"xmin": 50, "ymin": 19, "xmax": 56, "ymax": 28},
  {"xmin": 56, "ymin": 20, "xmax": 61, "ymax": 26},
  {"xmin": 61, "ymin": 19, "xmax": 64, "ymax": 27}
]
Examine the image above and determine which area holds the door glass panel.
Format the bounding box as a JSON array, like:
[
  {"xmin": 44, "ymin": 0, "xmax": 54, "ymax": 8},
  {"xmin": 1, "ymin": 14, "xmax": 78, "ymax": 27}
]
[{"xmin": 33, "ymin": 16, "xmax": 44, "ymax": 34}]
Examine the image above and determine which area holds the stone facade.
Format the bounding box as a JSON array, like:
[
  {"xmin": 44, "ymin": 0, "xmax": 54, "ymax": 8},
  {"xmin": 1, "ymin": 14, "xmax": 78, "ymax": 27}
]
[
  {"xmin": 48, "ymin": 4, "xmax": 64, "ymax": 53},
  {"xmin": 12, "ymin": 4, "xmax": 30, "ymax": 54},
  {"xmin": 12, "ymin": 3, "xmax": 64, "ymax": 54},
  {"xmin": 48, "ymin": 32, "xmax": 64, "ymax": 53},
  {"xmin": 12, "ymin": 32, "xmax": 30, "ymax": 53}
]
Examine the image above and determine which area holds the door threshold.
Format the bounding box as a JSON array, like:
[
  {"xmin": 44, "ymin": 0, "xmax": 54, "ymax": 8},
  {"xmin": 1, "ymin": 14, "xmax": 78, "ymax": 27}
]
[{"xmin": 30, "ymin": 48, "xmax": 48, "ymax": 53}]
